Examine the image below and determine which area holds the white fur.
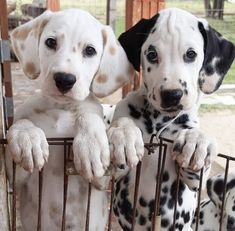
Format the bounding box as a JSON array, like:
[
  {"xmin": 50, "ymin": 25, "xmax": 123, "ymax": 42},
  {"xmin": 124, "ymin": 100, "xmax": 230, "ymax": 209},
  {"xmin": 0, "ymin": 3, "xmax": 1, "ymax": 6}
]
[{"xmin": 6, "ymin": 8, "xmax": 133, "ymax": 231}]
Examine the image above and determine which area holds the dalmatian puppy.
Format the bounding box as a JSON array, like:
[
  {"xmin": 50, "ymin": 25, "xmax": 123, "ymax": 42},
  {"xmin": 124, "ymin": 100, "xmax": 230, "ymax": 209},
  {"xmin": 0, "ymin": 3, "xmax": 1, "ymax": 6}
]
[
  {"xmin": 108, "ymin": 8, "xmax": 235, "ymax": 231},
  {"xmin": 192, "ymin": 170, "xmax": 235, "ymax": 230},
  {"xmin": 6, "ymin": 9, "xmax": 133, "ymax": 231}
]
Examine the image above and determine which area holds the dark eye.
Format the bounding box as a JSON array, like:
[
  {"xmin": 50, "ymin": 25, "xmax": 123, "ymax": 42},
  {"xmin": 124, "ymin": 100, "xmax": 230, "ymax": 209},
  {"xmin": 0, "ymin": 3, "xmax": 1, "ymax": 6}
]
[
  {"xmin": 146, "ymin": 46, "xmax": 158, "ymax": 64},
  {"xmin": 83, "ymin": 45, "xmax": 96, "ymax": 57},
  {"xmin": 184, "ymin": 49, "xmax": 197, "ymax": 62},
  {"xmin": 45, "ymin": 37, "xmax": 57, "ymax": 50}
]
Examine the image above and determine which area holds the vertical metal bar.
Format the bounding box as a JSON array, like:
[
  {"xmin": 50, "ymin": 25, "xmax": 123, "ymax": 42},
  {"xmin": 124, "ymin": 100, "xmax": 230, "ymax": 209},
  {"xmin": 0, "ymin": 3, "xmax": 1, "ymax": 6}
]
[
  {"xmin": 85, "ymin": 183, "xmax": 92, "ymax": 231},
  {"xmin": 131, "ymin": 162, "xmax": 142, "ymax": 231},
  {"xmin": 195, "ymin": 168, "xmax": 204, "ymax": 231},
  {"xmin": 219, "ymin": 158, "xmax": 230, "ymax": 231},
  {"xmin": 172, "ymin": 166, "xmax": 180, "ymax": 230},
  {"xmin": 12, "ymin": 162, "xmax": 16, "ymax": 231},
  {"xmin": 37, "ymin": 168, "xmax": 43, "ymax": 231},
  {"xmin": 107, "ymin": 176, "xmax": 115, "ymax": 231},
  {"xmin": 152, "ymin": 138, "xmax": 163, "ymax": 230},
  {"xmin": 61, "ymin": 142, "xmax": 69, "ymax": 231}
]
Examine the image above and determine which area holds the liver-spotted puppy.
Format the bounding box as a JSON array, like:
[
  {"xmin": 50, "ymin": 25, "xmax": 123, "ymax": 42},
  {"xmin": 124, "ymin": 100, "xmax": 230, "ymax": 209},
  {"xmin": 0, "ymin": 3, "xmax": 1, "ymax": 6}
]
[{"xmin": 6, "ymin": 9, "xmax": 133, "ymax": 231}]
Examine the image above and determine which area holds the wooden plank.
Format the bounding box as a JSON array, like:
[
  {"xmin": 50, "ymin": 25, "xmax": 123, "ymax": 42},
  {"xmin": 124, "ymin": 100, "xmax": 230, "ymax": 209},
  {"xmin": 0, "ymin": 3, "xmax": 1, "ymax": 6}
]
[
  {"xmin": 46, "ymin": 0, "xmax": 60, "ymax": 11},
  {"xmin": 0, "ymin": 0, "xmax": 14, "ymax": 230},
  {"xmin": 122, "ymin": 0, "xmax": 165, "ymax": 97}
]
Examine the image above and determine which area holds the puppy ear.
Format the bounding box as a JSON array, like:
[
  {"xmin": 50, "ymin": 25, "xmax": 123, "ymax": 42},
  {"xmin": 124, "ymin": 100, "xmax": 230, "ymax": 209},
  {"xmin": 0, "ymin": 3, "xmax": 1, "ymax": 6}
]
[
  {"xmin": 91, "ymin": 26, "xmax": 135, "ymax": 98},
  {"xmin": 118, "ymin": 14, "xmax": 159, "ymax": 72},
  {"xmin": 198, "ymin": 21, "xmax": 235, "ymax": 94},
  {"xmin": 11, "ymin": 11, "xmax": 52, "ymax": 79},
  {"xmin": 207, "ymin": 173, "xmax": 235, "ymax": 210}
]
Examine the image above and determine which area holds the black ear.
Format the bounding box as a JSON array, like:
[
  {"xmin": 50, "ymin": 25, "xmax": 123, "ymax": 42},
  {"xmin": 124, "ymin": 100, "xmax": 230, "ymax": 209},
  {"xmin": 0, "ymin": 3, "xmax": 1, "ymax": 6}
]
[
  {"xmin": 198, "ymin": 22, "xmax": 235, "ymax": 94},
  {"xmin": 118, "ymin": 14, "xmax": 159, "ymax": 72}
]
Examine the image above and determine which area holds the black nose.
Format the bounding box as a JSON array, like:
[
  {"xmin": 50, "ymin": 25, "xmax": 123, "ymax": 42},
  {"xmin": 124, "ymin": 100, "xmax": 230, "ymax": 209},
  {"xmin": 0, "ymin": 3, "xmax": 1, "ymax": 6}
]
[
  {"xmin": 161, "ymin": 89, "xmax": 183, "ymax": 108},
  {"xmin": 54, "ymin": 72, "xmax": 76, "ymax": 94}
]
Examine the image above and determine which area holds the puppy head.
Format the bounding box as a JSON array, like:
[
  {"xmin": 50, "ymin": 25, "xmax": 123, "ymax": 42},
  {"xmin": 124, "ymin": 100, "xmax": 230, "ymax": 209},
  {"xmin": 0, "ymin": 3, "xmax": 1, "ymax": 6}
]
[
  {"xmin": 119, "ymin": 8, "xmax": 235, "ymax": 114},
  {"xmin": 11, "ymin": 9, "xmax": 134, "ymax": 102},
  {"xmin": 207, "ymin": 172, "xmax": 235, "ymax": 229}
]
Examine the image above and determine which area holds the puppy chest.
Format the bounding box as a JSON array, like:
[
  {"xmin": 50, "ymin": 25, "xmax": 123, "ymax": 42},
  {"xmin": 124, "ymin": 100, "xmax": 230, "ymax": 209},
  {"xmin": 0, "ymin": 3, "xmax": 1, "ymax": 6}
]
[{"xmin": 31, "ymin": 109, "xmax": 77, "ymax": 137}]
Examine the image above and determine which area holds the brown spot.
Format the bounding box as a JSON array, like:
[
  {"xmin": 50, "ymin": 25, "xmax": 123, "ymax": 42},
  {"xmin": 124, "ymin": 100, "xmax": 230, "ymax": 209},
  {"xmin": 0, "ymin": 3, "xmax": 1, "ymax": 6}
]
[
  {"xmin": 24, "ymin": 62, "xmax": 38, "ymax": 79},
  {"xmin": 109, "ymin": 46, "xmax": 116, "ymax": 55},
  {"xmin": 96, "ymin": 74, "xmax": 108, "ymax": 83},
  {"xmin": 13, "ymin": 27, "xmax": 30, "ymax": 40},
  {"xmin": 73, "ymin": 46, "xmax": 76, "ymax": 52},
  {"xmin": 101, "ymin": 29, "xmax": 107, "ymax": 46},
  {"xmin": 128, "ymin": 64, "xmax": 135, "ymax": 77},
  {"xmin": 34, "ymin": 108, "xmax": 45, "ymax": 114},
  {"xmin": 116, "ymin": 75, "xmax": 126, "ymax": 84},
  {"xmin": 34, "ymin": 18, "xmax": 49, "ymax": 38}
]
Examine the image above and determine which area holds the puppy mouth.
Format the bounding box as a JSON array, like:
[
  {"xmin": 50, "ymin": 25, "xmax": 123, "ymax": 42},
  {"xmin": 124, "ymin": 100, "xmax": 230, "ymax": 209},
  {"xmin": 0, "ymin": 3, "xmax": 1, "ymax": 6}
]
[{"xmin": 162, "ymin": 104, "xmax": 183, "ymax": 113}]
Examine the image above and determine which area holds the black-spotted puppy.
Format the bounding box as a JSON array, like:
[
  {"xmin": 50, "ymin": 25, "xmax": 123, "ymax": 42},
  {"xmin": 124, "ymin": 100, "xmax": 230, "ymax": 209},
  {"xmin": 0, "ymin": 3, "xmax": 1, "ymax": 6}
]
[
  {"xmin": 192, "ymin": 170, "xmax": 235, "ymax": 230},
  {"xmin": 6, "ymin": 9, "xmax": 133, "ymax": 231},
  {"xmin": 108, "ymin": 8, "xmax": 235, "ymax": 231}
]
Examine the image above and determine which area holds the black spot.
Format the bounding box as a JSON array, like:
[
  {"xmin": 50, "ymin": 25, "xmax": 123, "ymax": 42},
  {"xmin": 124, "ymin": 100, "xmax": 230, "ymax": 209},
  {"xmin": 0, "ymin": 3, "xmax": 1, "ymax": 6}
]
[
  {"xmin": 128, "ymin": 104, "xmax": 141, "ymax": 119},
  {"xmin": 161, "ymin": 218, "xmax": 170, "ymax": 227},
  {"xmin": 151, "ymin": 27, "xmax": 156, "ymax": 34},
  {"xmin": 153, "ymin": 110, "xmax": 159, "ymax": 118},
  {"xmin": 121, "ymin": 189, "xmax": 128, "ymax": 199},
  {"xmin": 147, "ymin": 67, "xmax": 151, "ymax": 72},
  {"xmin": 205, "ymin": 64, "xmax": 215, "ymax": 76},
  {"xmin": 213, "ymin": 178, "xmax": 224, "ymax": 196},
  {"xmin": 162, "ymin": 186, "xmax": 168, "ymax": 194},
  {"xmin": 174, "ymin": 114, "xmax": 189, "ymax": 125},
  {"xmin": 162, "ymin": 172, "xmax": 169, "ymax": 182},
  {"xmin": 162, "ymin": 116, "xmax": 172, "ymax": 123},
  {"xmin": 183, "ymin": 211, "xmax": 190, "ymax": 223},
  {"xmin": 139, "ymin": 215, "xmax": 147, "ymax": 226},
  {"xmin": 139, "ymin": 196, "xmax": 148, "ymax": 207}
]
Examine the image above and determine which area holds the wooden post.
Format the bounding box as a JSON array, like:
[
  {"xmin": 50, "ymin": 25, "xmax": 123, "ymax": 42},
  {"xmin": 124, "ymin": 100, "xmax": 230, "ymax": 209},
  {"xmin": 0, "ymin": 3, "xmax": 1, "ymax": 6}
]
[
  {"xmin": 0, "ymin": 0, "xmax": 12, "ymax": 230},
  {"xmin": 107, "ymin": 0, "xmax": 117, "ymax": 29},
  {"xmin": 46, "ymin": 0, "xmax": 60, "ymax": 11},
  {"xmin": 122, "ymin": 0, "xmax": 165, "ymax": 97}
]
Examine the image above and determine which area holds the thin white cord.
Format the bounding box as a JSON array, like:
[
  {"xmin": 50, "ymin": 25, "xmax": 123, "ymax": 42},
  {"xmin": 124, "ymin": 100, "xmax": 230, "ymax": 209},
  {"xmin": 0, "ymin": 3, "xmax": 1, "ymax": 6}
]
[{"xmin": 156, "ymin": 111, "xmax": 183, "ymax": 141}]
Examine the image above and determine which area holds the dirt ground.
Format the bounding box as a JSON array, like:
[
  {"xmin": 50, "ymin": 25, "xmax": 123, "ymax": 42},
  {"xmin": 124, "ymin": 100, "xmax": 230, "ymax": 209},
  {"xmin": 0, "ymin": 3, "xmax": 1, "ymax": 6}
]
[{"xmin": 10, "ymin": 62, "xmax": 235, "ymax": 175}]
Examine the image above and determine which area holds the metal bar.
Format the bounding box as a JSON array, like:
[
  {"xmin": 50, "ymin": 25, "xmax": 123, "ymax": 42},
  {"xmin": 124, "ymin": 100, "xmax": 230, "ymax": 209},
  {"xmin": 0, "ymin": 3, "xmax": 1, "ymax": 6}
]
[
  {"xmin": 195, "ymin": 168, "xmax": 204, "ymax": 231},
  {"xmin": 61, "ymin": 142, "xmax": 69, "ymax": 231},
  {"xmin": 85, "ymin": 183, "xmax": 92, "ymax": 231},
  {"xmin": 219, "ymin": 158, "xmax": 230, "ymax": 231},
  {"xmin": 151, "ymin": 138, "xmax": 163, "ymax": 230},
  {"xmin": 107, "ymin": 176, "xmax": 115, "ymax": 231},
  {"xmin": 172, "ymin": 166, "xmax": 180, "ymax": 230},
  {"xmin": 131, "ymin": 162, "xmax": 142, "ymax": 231},
  {"xmin": 12, "ymin": 163, "xmax": 16, "ymax": 231},
  {"xmin": 37, "ymin": 169, "xmax": 43, "ymax": 231}
]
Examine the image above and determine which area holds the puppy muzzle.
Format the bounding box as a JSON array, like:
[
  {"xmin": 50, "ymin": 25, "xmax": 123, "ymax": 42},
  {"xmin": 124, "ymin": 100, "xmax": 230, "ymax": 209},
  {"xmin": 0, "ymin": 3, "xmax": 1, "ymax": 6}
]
[
  {"xmin": 53, "ymin": 72, "xmax": 76, "ymax": 94},
  {"xmin": 160, "ymin": 89, "xmax": 183, "ymax": 109}
]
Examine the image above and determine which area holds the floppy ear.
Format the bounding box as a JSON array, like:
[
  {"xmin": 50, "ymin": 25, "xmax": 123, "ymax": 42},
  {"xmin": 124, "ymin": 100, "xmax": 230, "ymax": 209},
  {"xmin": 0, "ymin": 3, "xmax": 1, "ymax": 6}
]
[
  {"xmin": 198, "ymin": 21, "xmax": 235, "ymax": 94},
  {"xmin": 11, "ymin": 10, "xmax": 52, "ymax": 79},
  {"xmin": 207, "ymin": 173, "xmax": 235, "ymax": 210},
  {"xmin": 91, "ymin": 26, "xmax": 135, "ymax": 98},
  {"xmin": 118, "ymin": 14, "xmax": 159, "ymax": 72}
]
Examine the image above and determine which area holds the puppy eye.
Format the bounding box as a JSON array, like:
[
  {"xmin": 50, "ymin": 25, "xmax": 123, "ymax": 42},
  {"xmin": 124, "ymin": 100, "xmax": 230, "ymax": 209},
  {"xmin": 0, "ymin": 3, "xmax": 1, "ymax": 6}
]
[
  {"xmin": 83, "ymin": 45, "xmax": 96, "ymax": 57},
  {"xmin": 45, "ymin": 37, "xmax": 57, "ymax": 50},
  {"xmin": 146, "ymin": 46, "xmax": 158, "ymax": 64},
  {"xmin": 184, "ymin": 48, "xmax": 197, "ymax": 62}
]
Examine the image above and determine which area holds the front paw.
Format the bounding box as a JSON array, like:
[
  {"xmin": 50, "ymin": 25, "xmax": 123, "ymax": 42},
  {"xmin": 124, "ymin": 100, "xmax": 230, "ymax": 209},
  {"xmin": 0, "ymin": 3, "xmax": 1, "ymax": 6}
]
[
  {"xmin": 108, "ymin": 117, "xmax": 144, "ymax": 169},
  {"xmin": 6, "ymin": 119, "xmax": 49, "ymax": 172},
  {"xmin": 73, "ymin": 120, "xmax": 110, "ymax": 181},
  {"xmin": 172, "ymin": 128, "xmax": 217, "ymax": 171}
]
